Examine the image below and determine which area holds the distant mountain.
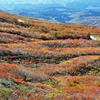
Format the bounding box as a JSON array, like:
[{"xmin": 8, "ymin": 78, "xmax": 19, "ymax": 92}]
[{"xmin": 0, "ymin": 0, "xmax": 100, "ymax": 26}]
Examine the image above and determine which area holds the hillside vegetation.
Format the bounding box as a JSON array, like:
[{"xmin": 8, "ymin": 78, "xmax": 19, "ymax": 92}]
[{"xmin": 0, "ymin": 10, "xmax": 100, "ymax": 100}]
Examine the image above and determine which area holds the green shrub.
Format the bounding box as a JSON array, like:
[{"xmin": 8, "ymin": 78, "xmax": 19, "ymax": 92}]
[
  {"xmin": 19, "ymin": 85, "xmax": 28, "ymax": 92},
  {"xmin": 19, "ymin": 85, "xmax": 35, "ymax": 94},
  {"xmin": 42, "ymin": 79, "xmax": 55, "ymax": 85},
  {"xmin": 0, "ymin": 87, "xmax": 12, "ymax": 100}
]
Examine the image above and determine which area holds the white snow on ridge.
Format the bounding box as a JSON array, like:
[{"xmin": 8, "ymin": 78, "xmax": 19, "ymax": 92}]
[{"xmin": 90, "ymin": 35, "xmax": 100, "ymax": 40}]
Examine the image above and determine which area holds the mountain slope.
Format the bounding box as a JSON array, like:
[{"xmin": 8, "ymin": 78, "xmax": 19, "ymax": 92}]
[{"xmin": 0, "ymin": 10, "xmax": 100, "ymax": 100}]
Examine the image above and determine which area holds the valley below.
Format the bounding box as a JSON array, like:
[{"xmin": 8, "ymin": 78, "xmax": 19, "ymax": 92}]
[{"xmin": 1, "ymin": 0, "xmax": 100, "ymax": 26}]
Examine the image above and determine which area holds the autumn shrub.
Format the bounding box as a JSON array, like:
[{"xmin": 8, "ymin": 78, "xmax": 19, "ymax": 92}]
[
  {"xmin": 16, "ymin": 66, "xmax": 49, "ymax": 82},
  {"xmin": 0, "ymin": 78, "xmax": 18, "ymax": 88}
]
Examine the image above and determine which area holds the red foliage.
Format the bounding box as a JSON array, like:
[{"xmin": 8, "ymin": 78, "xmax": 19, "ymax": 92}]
[
  {"xmin": 27, "ymin": 98, "xmax": 42, "ymax": 100},
  {"xmin": 17, "ymin": 98, "xmax": 42, "ymax": 100}
]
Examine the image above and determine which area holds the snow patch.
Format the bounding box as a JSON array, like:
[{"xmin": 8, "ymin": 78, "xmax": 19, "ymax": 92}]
[
  {"xmin": 90, "ymin": 35, "xmax": 100, "ymax": 40},
  {"xmin": 18, "ymin": 19, "xmax": 24, "ymax": 23}
]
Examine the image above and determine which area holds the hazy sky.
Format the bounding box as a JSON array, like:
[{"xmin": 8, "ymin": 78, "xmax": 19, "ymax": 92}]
[
  {"xmin": 0, "ymin": 0, "xmax": 99, "ymax": 6},
  {"xmin": 0, "ymin": 0, "xmax": 98, "ymax": 4},
  {"xmin": 0, "ymin": 0, "xmax": 79, "ymax": 4}
]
